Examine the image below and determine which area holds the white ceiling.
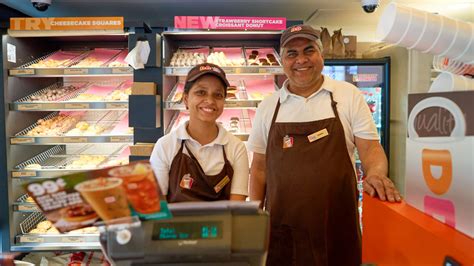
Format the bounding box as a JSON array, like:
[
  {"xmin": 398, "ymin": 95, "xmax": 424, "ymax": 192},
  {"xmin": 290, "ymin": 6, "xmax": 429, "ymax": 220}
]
[{"xmin": 2, "ymin": 0, "xmax": 473, "ymax": 41}]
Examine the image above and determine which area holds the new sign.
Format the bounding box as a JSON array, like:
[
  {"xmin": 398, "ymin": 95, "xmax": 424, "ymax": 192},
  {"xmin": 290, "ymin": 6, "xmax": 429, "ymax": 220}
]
[{"xmin": 174, "ymin": 16, "xmax": 286, "ymax": 30}]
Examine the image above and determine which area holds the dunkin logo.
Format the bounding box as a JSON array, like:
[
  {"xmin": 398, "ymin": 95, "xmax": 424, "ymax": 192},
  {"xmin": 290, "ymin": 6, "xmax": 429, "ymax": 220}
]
[
  {"xmin": 199, "ymin": 65, "xmax": 221, "ymax": 74},
  {"xmin": 291, "ymin": 26, "xmax": 302, "ymax": 32},
  {"xmin": 199, "ymin": 65, "xmax": 212, "ymax": 71}
]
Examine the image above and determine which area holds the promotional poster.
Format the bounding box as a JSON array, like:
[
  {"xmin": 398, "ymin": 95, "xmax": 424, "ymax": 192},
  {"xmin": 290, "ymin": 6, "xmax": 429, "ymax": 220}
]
[{"xmin": 24, "ymin": 161, "xmax": 172, "ymax": 233}]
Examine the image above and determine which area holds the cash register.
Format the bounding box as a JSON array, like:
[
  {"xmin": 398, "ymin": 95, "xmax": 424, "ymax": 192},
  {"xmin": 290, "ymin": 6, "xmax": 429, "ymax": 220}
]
[{"xmin": 99, "ymin": 201, "xmax": 269, "ymax": 266}]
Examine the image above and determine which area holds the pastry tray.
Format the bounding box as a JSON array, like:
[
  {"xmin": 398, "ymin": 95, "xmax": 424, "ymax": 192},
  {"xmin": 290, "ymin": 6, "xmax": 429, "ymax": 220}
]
[
  {"xmin": 12, "ymin": 144, "xmax": 129, "ymax": 179},
  {"xmin": 11, "ymin": 111, "xmax": 132, "ymax": 145}
]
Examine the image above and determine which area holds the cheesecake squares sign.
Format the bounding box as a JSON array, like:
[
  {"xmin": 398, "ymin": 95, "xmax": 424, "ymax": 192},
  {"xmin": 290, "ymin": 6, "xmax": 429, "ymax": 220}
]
[
  {"xmin": 10, "ymin": 17, "xmax": 123, "ymax": 31},
  {"xmin": 174, "ymin": 16, "xmax": 286, "ymax": 30},
  {"xmin": 24, "ymin": 162, "xmax": 171, "ymax": 233},
  {"xmin": 405, "ymin": 91, "xmax": 474, "ymax": 238}
]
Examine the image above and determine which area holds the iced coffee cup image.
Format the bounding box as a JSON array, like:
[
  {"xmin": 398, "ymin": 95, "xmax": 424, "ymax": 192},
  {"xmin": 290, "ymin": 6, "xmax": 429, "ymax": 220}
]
[
  {"xmin": 75, "ymin": 177, "xmax": 131, "ymax": 221},
  {"xmin": 108, "ymin": 163, "xmax": 161, "ymax": 215}
]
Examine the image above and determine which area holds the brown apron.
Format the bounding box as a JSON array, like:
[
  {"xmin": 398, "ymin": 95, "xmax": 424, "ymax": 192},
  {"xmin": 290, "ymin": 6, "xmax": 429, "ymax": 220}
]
[
  {"xmin": 265, "ymin": 92, "xmax": 361, "ymax": 266},
  {"xmin": 167, "ymin": 140, "xmax": 234, "ymax": 202}
]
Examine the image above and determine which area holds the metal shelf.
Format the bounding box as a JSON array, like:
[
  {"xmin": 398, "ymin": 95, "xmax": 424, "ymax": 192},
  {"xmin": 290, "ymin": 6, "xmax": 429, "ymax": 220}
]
[
  {"xmin": 12, "ymin": 101, "xmax": 128, "ymax": 111},
  {"xmin": 12, "ymin": 144, "xmax": 128, "ymax": 179},
  {"xmin": 13, "ymin": 212, "xmax": 100, "ymax": 251},
  {"xmin": 9, "ymin": 49, "xmax": 132, "ymax": 77},
  {"xmin": 167, "ymin": 112, "xmax": 251, "ymax": 141},
  {"xmin": 165, "ymin": 100, "xmax": 260, "ymax": 110},
  {"xmin": 12, "ymin": 81, "xmax": 131, "ymax": 111},
  {"xmin": 164, "ymin": 66, "xmax": 283, "ymax": 76},
  {"xmin": 11, "ymin": 135, "xmax": 132, "ymax": 145},
  {"xmin": 13, "ymin": 194, "xmax": 38, "ymax": 212},
  {"xmin": 165, "ymin": 81, "xmax": 261, "ymax": 109},
  {"xmin": 11, "ymin": 111, "xmax": 132, "ymax": 145},
  {"xmin": 9, "ymin": 67, "xmax": 132, "ymax": 77},
  {"xmin": 164, "ymin": 79, "xmax": 277, "ymax": 110}
]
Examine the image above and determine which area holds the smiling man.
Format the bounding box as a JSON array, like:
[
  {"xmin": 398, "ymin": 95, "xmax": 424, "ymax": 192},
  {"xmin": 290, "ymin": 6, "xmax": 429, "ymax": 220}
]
[{"xmin": 247, "ymin": 24, "xmax": 401, "ymax": 265}]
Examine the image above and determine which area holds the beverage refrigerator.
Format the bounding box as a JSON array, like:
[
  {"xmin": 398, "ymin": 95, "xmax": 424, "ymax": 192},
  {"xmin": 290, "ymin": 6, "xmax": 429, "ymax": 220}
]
[
  {"xmin": 323, "ymin": 58, "xmax": 390, "ymax": 230},
  {"xmin": 323, "ymin": 58, "xmax": 391, "ymax": 168}
]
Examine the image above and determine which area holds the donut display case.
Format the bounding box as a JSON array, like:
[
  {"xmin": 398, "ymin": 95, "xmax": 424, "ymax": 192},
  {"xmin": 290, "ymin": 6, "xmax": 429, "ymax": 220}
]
[
  {"xmin": 3, "ymin": 33, "xmax": 132, "ymax": 251},
  {"xmin": 162, "ymin": 31, "xmax": 285, "ymax": 141}
]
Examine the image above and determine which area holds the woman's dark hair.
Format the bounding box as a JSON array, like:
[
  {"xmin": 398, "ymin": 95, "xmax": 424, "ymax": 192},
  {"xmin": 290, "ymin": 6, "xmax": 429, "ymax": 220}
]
[{"xmin": 183, "ymin": 73, "xmax": 228, "ymax": 97}]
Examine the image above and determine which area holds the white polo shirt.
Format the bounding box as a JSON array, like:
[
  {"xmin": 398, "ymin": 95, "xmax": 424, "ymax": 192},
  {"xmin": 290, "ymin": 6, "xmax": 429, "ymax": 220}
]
[
  {"xmin": 150, "ymin": 122, "xmax": 249, "ymax": 196},
  {"xmin": 247, "ymin": 75, "xmax": 379, "ymax": 166}
]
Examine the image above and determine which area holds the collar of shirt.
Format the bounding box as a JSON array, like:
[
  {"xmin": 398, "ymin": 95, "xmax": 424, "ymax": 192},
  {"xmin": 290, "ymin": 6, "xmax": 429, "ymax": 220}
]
[
  {"xmin": 176, "ymin": 121, "xmax": 230, "ymax": 147},
  {"xmin": 279, "ymin": 75, "xmax": 334, "ymax": 104}
]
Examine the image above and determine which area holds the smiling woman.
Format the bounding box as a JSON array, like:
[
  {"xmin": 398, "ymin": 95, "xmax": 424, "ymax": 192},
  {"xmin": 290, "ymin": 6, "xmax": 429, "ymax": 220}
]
[{"xmin": 150, "ymin": 63, "xmax": 249, "ymax": 203}]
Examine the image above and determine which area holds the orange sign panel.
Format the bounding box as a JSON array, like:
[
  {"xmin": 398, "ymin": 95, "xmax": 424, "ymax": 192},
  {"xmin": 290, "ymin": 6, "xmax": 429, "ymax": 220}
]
[{"xmin": 10, "ymin": 17, "xmax": 123, "ymax": 31}]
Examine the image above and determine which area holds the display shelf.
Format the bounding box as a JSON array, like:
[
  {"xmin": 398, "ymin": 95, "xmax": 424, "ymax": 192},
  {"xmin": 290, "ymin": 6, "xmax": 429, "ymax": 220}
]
[
  {"xmin": 167, "ymin": 110, "xmax": 253, "ymax": 141},
  {"xmin": 9, "ymin": 67, "xmax": 132, "ymax": 77},
  {"xmin": 9, "ymin": 49, "xmax": 132, "ymax": 77},
  {"xmin": 11, "ymin": 133, "xmax": 132, "ymax": 145},
  {"xmin": 12, "ymin": 144, "xmax": 129, "ymax": 179},
  {"xmin": 12, "ymin": 101, "xmax": 128, "ymax": 111},
  {"xmin": 164, "ymin": 65, "xmax": 283, "ymax": 76},
  {"xmin": 13, "ymin": 194, "xmax": 39, "ymax": 212},
  {"xmin": 10, "ymin": 82, "xmax": 129, "ymax": 111},
  {"xmin": 164, "ymin": 82, "xmax": 263, "ymax": 110},
  {"xmin": 165, "ymin": 100, "xmax": 261, "ymax": 110},
  {"xmin": 12, "ymin": 212, "xmax": 100, "ymax": 251},
  {"xmin": 11, "ymin": 111, "xmax": 133, "ymax": 145}
]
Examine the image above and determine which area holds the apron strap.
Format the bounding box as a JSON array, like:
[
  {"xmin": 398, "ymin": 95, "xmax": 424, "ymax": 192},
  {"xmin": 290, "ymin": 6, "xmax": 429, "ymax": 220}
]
[
  {"xmin": 178, "ymin": 139, "xmax": 186, "ymax": 153},
  {"xmin": 270, "ymin": 100, "xmax": 281, "ymax": 125},
  {"xmin": 221, "ymin": 145, "xmax": 229, "ymax": 163},
  {"xmin": 183, "ymin": 142, "xmax": 206, "ymax": 174},
  {"xmin": 329, "ymin": 92, "xmax": 340, "ymax": 120},
  {"xmin": 183, "ymin": 141, "xmax": 228, "ymax": 175}
]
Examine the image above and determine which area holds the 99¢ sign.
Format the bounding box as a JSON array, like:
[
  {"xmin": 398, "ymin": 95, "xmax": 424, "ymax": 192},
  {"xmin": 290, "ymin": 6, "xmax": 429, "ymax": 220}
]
[{"xmin": 27, "ymin": 179, "xmax": 66, "ymax": 196}]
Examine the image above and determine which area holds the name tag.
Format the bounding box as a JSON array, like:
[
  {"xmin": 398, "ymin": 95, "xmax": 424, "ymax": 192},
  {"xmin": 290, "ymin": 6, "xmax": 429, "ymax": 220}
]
[
  {"xmin": 307, "ymin": 128, "xmax": 329, "ymax": 143},
  {"xmin": 214, "ymin": 175, "xmax": 230, "ymax": 193}
]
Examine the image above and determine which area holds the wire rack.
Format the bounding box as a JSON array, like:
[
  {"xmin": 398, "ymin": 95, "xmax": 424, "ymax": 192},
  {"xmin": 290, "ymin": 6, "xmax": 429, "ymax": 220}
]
[
  {"xmin": 67, "ymin": 80, "xmax": 125, "ymax": 101},
  {"xmin": 14, "ymin": 112, "xmax": 61, "ymax": 137},
  {"xmin": 14, "ymin": 82, "xmax": 89, "ymax": 103},
  {"xmin": 15, "ymin": 146, "xmax": 65, "ymax": 170},
  {"xmin": 14, "ymin": 144, "xmax": 128, "ymax": 170},
  {"xmin": 15, "ymin": 110, "xmax": 128, "ymax": 137},
  {"xmin": 69, "ymin": 48, "xmax": 125, "ymax": 68},
  {"xmin": 15, "ymin": 50, "xmax": 90, "ymax": 69},
  {"xmin": 16, "ymin": 194, "xmax": 31, "ymax": 204},
  {"xmin": 243, "ymin": 47, "xmax": 282, "ymax": 67},
  {"xmin": 20, "ymin": 212, "xmax": 46, "ymax": 234}
]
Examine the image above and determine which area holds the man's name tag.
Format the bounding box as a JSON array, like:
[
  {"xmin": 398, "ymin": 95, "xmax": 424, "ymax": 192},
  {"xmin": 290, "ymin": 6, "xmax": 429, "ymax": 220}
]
[
  {"xmin": 307, "ymin": 128, "xmax": 329, "ymax": 143},
  {"xmin": 214, "ymin": 175, "xmax": 230, "ymax": 193}
]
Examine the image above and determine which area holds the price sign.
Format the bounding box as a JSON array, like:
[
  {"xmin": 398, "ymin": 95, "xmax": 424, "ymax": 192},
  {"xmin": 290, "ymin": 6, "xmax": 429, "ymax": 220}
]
[
  {"xmin": 20, "ymin": 236, "xmax": 44, "ymax": 243},
  {"xmin": 10, "ymin": 69, "xmax": 35, "ymax": 75},
  {"xmin": 64, "ymin": 68, "xmax": 88, "ymax": 75},
  {"xmin": 27, "ymin": 178, "xmax": 66, "ymax": 197}
]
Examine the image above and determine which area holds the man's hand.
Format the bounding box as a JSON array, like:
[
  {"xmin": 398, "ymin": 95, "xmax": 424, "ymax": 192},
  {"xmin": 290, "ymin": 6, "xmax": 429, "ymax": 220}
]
[
  {"xmin": 354, "ymin": 137, "xmax": 402, "ymax": 203},
  {"xmin": 364, "ymin": 174, "xmax": 402, "ymax": 202}
]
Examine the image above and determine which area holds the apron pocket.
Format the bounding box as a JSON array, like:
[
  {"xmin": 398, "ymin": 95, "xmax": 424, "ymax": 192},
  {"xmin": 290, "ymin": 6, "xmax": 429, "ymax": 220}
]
[{"xmin": 267, "ymin": 225, "xmax": 294, "ymax": 266}]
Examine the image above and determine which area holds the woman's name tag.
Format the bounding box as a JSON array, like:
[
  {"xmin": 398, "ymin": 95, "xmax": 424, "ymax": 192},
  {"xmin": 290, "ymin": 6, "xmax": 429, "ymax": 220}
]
[{"xmin": 214, "ymin": 175, "xmax": 230, "ymax": 193}]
